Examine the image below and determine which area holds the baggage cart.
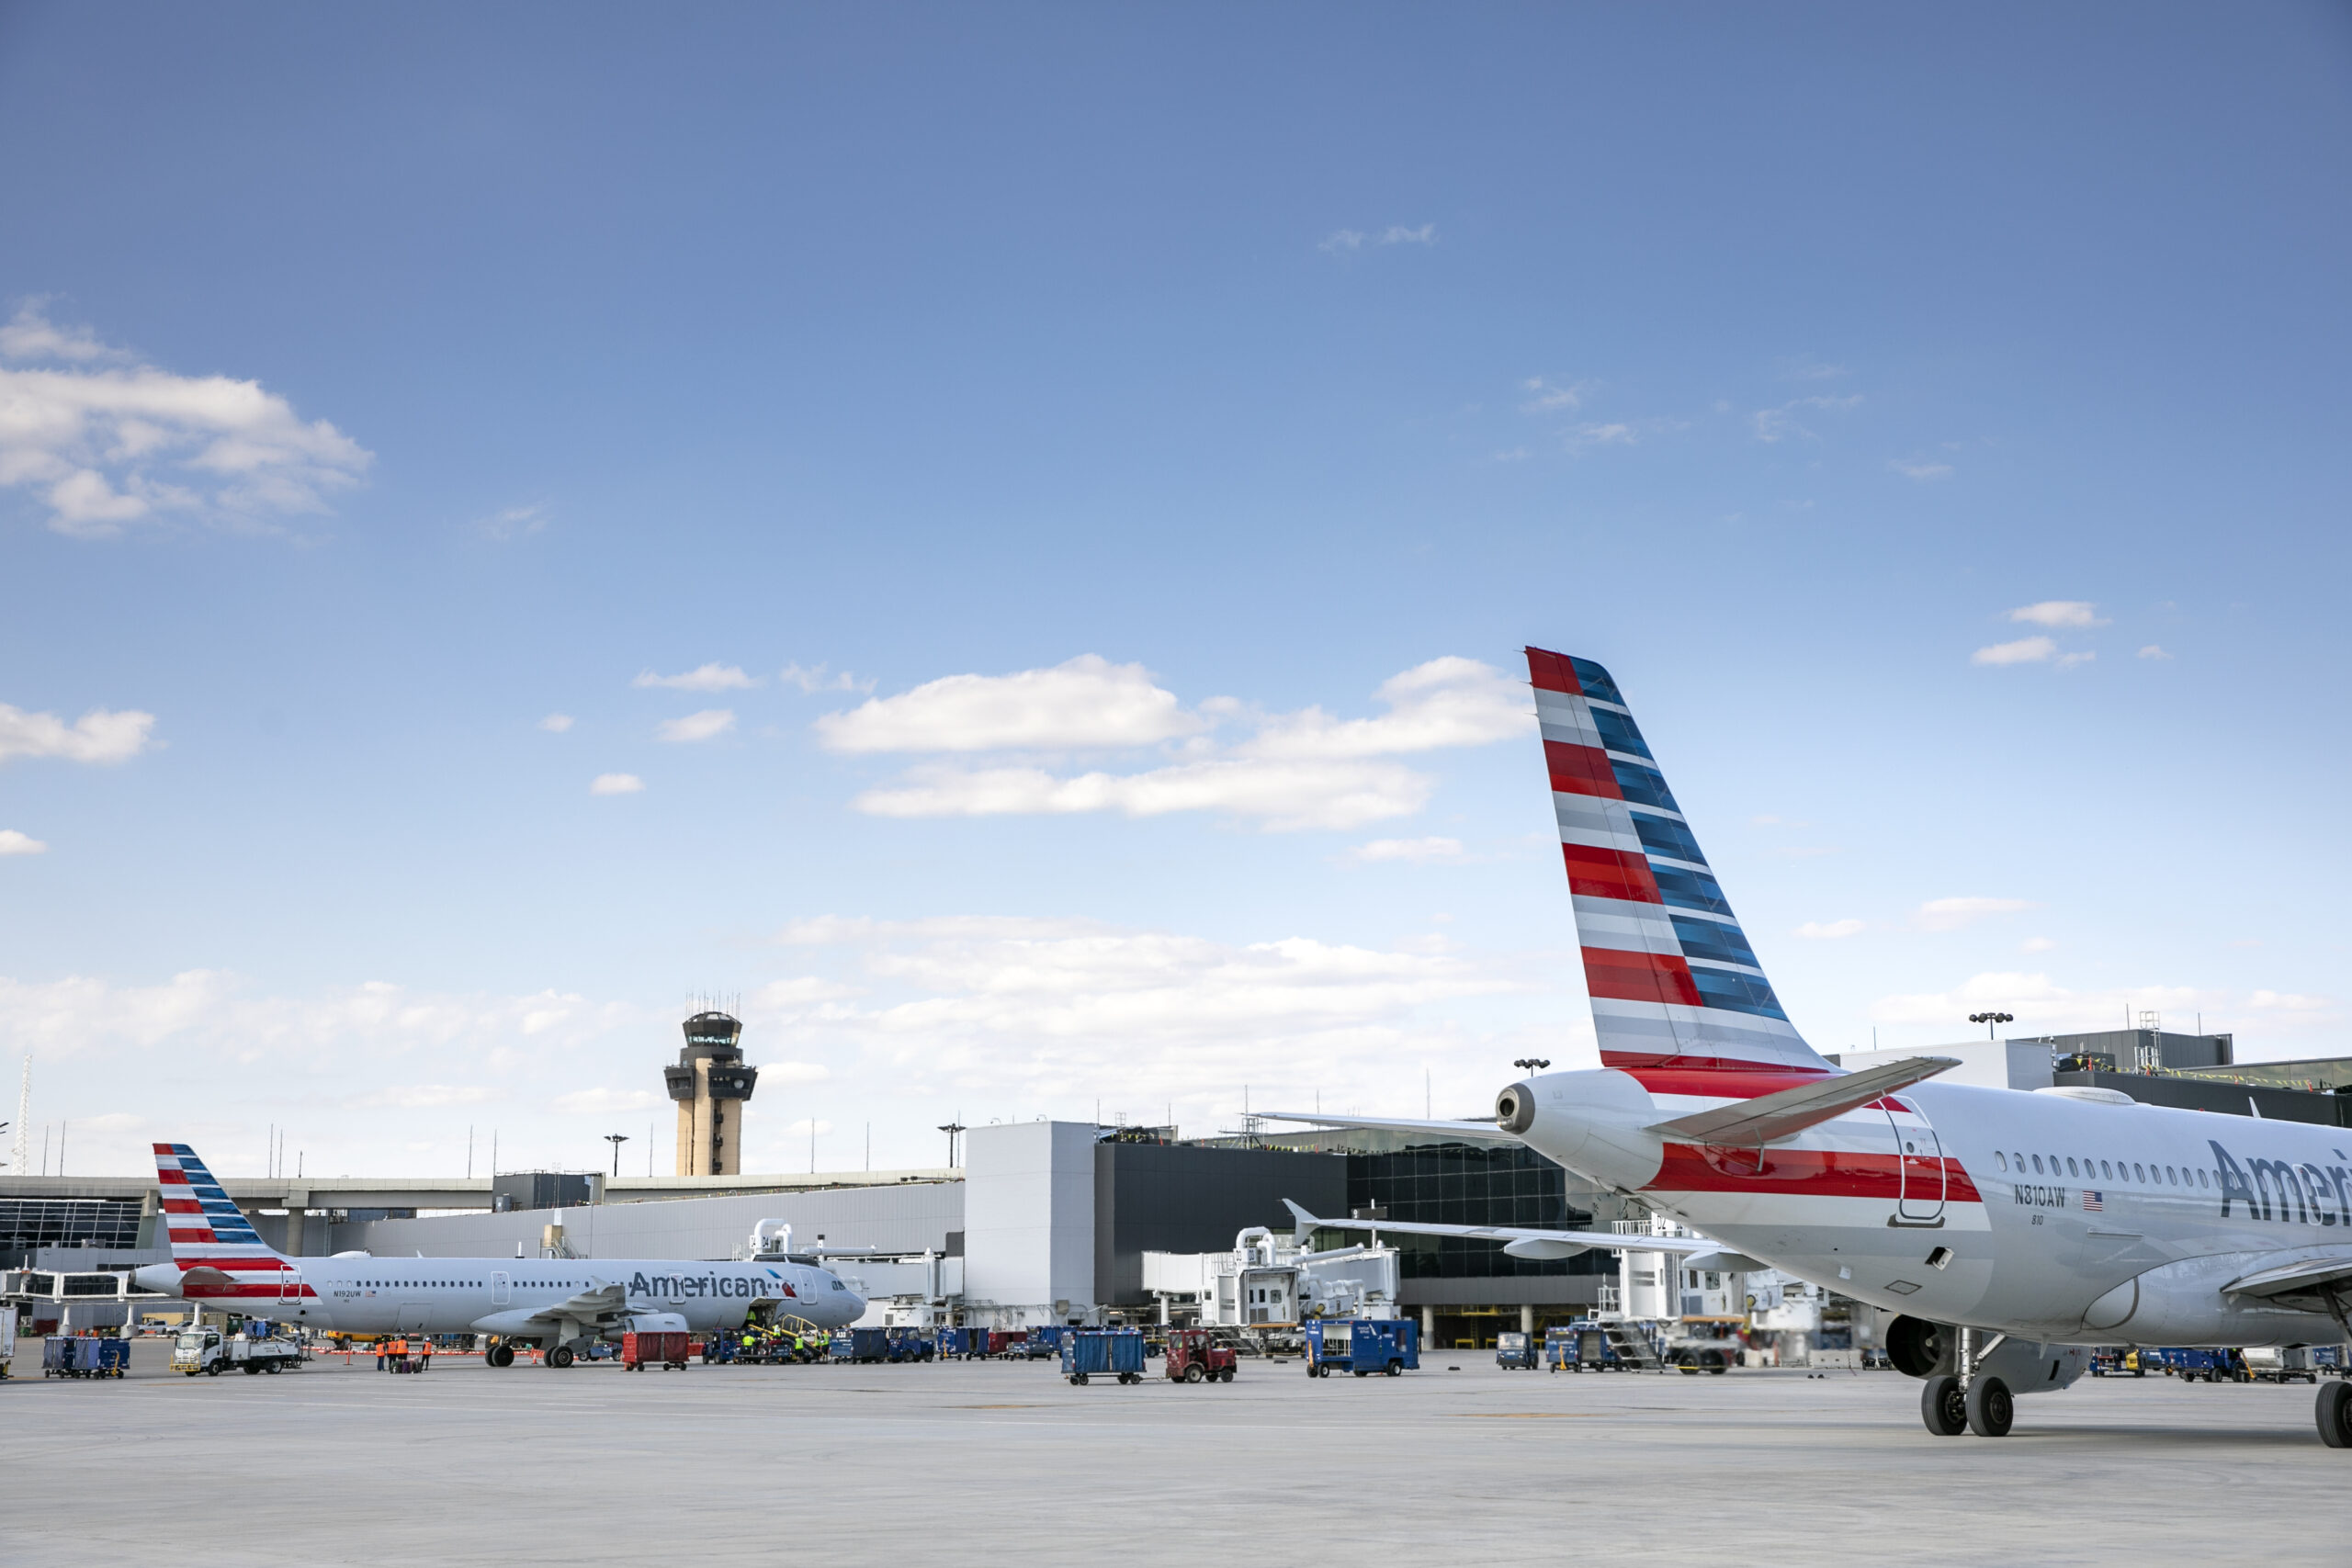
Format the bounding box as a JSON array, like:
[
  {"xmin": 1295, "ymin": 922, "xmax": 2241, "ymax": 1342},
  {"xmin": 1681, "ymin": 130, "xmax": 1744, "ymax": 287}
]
[
  {"xmin": 884, "ymin": 1328, "xmax": 934, "ymax": 1362},
  {"xmin": 1061, "ymin": 1328, "xmax": 1146, "ymax": 1385},
  {"xmin": 623, "ymin": 1330, "xmax": 690, "ymax": 1370},
  {"xmin": 831, "ymin": 1327, "xmax": 888, "ymax": 1364}
]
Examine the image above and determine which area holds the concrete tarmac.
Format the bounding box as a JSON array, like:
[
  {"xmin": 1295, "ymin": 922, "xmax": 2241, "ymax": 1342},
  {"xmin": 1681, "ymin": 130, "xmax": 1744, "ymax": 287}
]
[{"xmin": 7, "ymin": 1338, "xmax": 2346, "ymax": 1565}]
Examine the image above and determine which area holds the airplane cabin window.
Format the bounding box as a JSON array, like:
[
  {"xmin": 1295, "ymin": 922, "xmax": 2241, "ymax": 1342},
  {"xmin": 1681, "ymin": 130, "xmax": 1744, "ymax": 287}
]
[
  {"xmin": 2133, "ymin": 1164, "xmax": 2145, "ymax": 1181},
  {"xmin": 2165, "ymin": 1167, "xmax": 2177, "ymax": 1185},
  {"xmin": 2066, "ymin": 1158, "xmax": 2079, "ymax": 1177},
  {"xmin": 1995, "ymin": 1152, "xmax": 2007, "ymax": 1171},
  {"xmin": 2101, "ymin": 1160, "xmax": 2113, "ymax": 1179},
  {"xmin": 2199, "ymin": 1169, "xmax": 2211, "ymax": 1189},
  {"xmin": 2031, "ymin": 1155, "xmax": 2044, "ymax": 1174}
]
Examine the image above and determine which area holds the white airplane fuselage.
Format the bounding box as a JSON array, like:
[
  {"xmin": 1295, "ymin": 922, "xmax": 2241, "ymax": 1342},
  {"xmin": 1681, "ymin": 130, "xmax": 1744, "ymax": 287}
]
[
  {"xmin": 1516, "ymin": 1065, "xmax": 2351, "ymax": 1348},
  {"xmin": 135, "ymin": 1254, "xmax": 865, "ymax": 1338}
]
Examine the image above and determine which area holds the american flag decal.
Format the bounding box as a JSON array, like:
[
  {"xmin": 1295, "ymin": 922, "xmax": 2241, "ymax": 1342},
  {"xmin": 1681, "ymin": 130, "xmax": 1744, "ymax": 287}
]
[{"xmin": 2083, "ymin": 1190, "xmax": 2103, "ymax": 1212}]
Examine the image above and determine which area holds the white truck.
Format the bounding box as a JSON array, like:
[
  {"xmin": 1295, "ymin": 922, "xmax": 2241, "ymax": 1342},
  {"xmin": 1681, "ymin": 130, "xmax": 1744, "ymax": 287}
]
[
  {"xmin": 1, "ymin": 1305, "xmax": 15, "ymax": 1379},
  {"xmin": 172, "ymin": 1325, "xmax": 307, "ymax": 1376}
]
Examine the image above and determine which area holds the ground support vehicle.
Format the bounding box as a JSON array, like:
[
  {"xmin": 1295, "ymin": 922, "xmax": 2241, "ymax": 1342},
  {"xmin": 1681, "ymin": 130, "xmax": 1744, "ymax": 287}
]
[
  {"xmin": 1304, "ymin": 1318, "xmax": 1418, "ymax": 1378},
  {"xmin": 0, "ymin": 1306, "xmax": 15, "ymax": 1379},
  {"xmin": 884, "ymin": 1328, "xmax": 934, "ymax": 1362},
  {"xmin": 2091, "ymin": 1348, "xmax": 2150, "ymax": 1378},
  {"xmin": 41, "ymin": 1337, "xmax": 129, "ymax": 1378},
  {"xmin": 1162, "ymin": 1327, "xmax": 1236, "ymax": 1384},
  {"xmin": 1496, "ymin": 1331, "xmax": 1539, "ymax": 1371},
  {"xmin": 831, "ymin": 1326, "xmax": 888, "ymax": 1364},
  {"xmin": 2245, "ymin": 1346, "xmax": 2325, "ymax": 1384},
  {"xmin": 172, "ymin": 1328, "xmax": 304, "ymax": 1377},
  {"xmin": 1545, "ymin": 1320, "xmax": 1655, "ymax": 1372},
  {"xmin": 2154, "ymin": 1348, "xmax": 2249, "ymax": 1383},
  {"xmin": 1062, "ymin": 1328, "xmax": 1146, "ymax": 1385},
  {"xmin": 623, "ymin": 1330, "xmax": 690, "ymax": 1371},
  {"xmin": 935, "ymin": 1326, "xmax": 982, "ymax": 1359}
]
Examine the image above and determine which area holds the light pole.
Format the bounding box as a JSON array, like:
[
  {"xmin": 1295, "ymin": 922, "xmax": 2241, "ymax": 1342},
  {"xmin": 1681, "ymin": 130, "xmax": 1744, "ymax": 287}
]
[
  {"xmin": 1512, "ymin": 1057, "xmax": 1553, "ymax": 1075},
  {"xmin": 938, "ymin": 1122, "xmax": 966, "ymax": 1168},
  {"xmin": 1967, "ymin": 1011, "xmax": 2014, "ymax": 1041},
  {"xmin": 605, "ymin": 1133, "xmax": 628, "ymax": 1177}
]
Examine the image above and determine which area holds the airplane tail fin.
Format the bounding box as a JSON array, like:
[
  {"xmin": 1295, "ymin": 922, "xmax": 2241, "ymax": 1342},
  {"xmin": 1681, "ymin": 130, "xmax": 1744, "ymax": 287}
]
[
  {"xmin": 155, "ymin": 1142, "xmax": 284, "ymax": 1267},
  {"xmin": 1527, "ymin": 649, "xmax": 1836, "ymax": 1079}
]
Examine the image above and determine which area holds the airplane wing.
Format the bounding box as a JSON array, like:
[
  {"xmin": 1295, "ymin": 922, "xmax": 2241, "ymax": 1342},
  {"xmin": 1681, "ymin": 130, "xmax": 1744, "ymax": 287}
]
[
  {"xmin": 1281, "ymin": 1199, "xmax": 1760, "ymax": 1268},
  {"xmin": 1259, "ymin": 1112, "xmax": 1519, "ymax": 1142},
  {"xmin": 1645, "ymin": 1056, "xmax": 1961, "ymax": 1148},
  {"xmin": 2222, "ymin": 1250, "xmax": 2352, "ymax": 1315},
  {"xmin": 472, "ymin": 1280, "xmax": 636, "ymax": 1340}
]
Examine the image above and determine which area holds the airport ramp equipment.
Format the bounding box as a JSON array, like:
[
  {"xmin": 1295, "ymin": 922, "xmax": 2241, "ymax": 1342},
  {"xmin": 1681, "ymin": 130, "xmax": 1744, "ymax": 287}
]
[
  {"xmin": 1061, "ymin": 1328, "xmax": 1146, "ymax": 1385},
  {"xmin": 1304, "ymin": 1318, "xmax": 1419, "ymax": 1378}
]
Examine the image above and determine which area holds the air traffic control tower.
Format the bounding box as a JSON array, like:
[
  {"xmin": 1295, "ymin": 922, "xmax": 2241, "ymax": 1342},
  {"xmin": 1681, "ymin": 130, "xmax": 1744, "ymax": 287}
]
[{"xmin": 664, "ymin": 1010, "xmax": 759, "ymax": 1176}]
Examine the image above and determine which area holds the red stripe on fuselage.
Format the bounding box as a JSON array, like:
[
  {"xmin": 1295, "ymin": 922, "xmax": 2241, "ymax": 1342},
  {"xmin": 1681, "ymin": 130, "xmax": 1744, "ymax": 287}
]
[
  {"xmin": 1562, "ymin": 845, "xmax": 1662, "ymax": 903},
  {"xmin": 1645, "ymin": 1143, "xmax": 1983, "ymax": 1204}
]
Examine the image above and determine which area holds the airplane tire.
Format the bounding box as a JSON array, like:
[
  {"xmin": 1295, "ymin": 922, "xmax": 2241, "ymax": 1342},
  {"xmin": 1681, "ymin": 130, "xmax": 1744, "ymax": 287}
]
[
  {"xmin": 2317, "ymin": 1382, "xmax": 2352, "ymax": 1449},
  {"xmin": 1921, "ymin": 1375, "xmax": 1966, "ymax": 1437},
  {"xmin": 548, "ymin": 1346, "xmax": 574, "ymax": 1369},
  {"xmin": 1966, "ymin": 1376, "xmax": 2014, "ymax": 1438}
]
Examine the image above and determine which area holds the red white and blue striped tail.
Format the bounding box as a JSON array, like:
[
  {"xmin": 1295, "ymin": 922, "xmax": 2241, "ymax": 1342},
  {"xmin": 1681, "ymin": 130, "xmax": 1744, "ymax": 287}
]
[
  {"xmin": 1529, "ymin": 649, "xmax": 1836, "ymax": 1079},
  {"xmin": 156, "ymin": 1143, "xmax": 289, "ymax": 1291}
]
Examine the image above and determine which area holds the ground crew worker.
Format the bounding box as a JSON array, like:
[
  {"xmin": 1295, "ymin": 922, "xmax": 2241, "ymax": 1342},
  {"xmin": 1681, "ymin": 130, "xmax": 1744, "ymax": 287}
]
[
  {"xmin": 419, "ymin": 1337, "xmax": 433, "ymax": 1371},
  {"xmin": 376, "ymin": 1338, "xmax": 387, "ymax": 1371}
]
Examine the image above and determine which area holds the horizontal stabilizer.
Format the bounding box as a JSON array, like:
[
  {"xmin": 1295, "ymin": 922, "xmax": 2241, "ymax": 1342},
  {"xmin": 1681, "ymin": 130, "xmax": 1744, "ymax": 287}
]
[
  {"xmin": 1260, "ymin": 1111, "xmax": 1519, "ymax": 1142},
  {"xmin": 1645, "ymin": 1056, "xmax": 1959, "ymax": 1148},
  {"xmin": 1281, "ymin": 1199, "xmax": 1729, "ymax": 1258}
]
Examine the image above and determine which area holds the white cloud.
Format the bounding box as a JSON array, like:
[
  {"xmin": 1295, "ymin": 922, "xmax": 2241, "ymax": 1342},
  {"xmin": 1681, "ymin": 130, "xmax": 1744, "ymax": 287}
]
[
  {"xmin": 1520, "ymin": 378, "xmax": 1589, "ymax": 413},
  {"xmin": 0, "ymin": 829, "xmax": 46, "ymax": 855},
  {"xmin": 0, "ymin": 303, "xmax": 371, "ymax": 537},
  {"xmin": 633, "ymin": 663, "xmax": 757, "ymax": 692},
  {"xmin": 2250, "ymin": 991, "xmax": 2332, "ymax": 1012},
  {"xmin": 1917, "ymin": 897, "xmax": 2035, "ymax": 931},
  {"xmin": 655, "ymin": 708, "xmax": 735, "ymax": 743},
  {"xmin": 1320, "ymin": 224, "xmax": 1436, "ymax": 254},
  {"xmin": 2054, "ymin": 651, "xmax": 2096, "ymax": 670},
  {"xmin": 854, "ymin": 757, "xmax": 1434, "ymax": 832},
  {"xmin": 1870, "ymin": 973, "xmax": 2211, "ymax": 1032},
  {"xmin": 780, "ymin": 662, "xmax": 870, "ymax": 694},
  {"xmin": 2138, "ymin": 645, "xmax": 2172, "ymax": 660},
  {"xmin": 477, "ymin": 502, "xmax": 548, "ymax": 540},
  {"xmin": 836, "ymin": 656, "xmax": 1530, "ymax": 832},
  {"xmin": 1889, "ymin": 457, "xmax": 1953, "ymax": 480},
  {"xmin": 352, "ymin": 1083, "xmax": 498, "ymax": 1110},
  {"xmin": 756, "ymin": 1061, "xmax": 832, "ymax": 1085},
  {"xmin": 537, "ymin": 714, "xmax": 574, "ymax": 733},
  {"xmin": 773, "ymin": 915, "xmax": 1523, "ymax": 1102},
  {"xmin": 1795, "ymin": 919, "xmax": 1864, "ymax": 939},
  {"xmin": 817, "ymin": 655, "xmax": 1201, "ymax": 754},
  {"xmin": 1971, "ymin": 636, "xmax": 2057, "ymax": 666},
  {"xmin": 589, "ymin": 773, "xmax": 644, "ymax": 795},
  {"xmin": 1350, "ymin": 837, "xmax": 1465, "ymax": 864},
  {"xmin": 551, "ymin": 1087, "xmax": 664, "ymax": 1114},
  {"xmin": 0, "ymin": 703, "xmax": 155, "ymax": 765},
  {"xmin": 1751, "ymin": 395, "xmax": 1860, "ymax": 443},
  {"xmin": 1241, "ymin": 658, "xmax": 1532, "ymax": 760},
  {"xmin": 2007, "ymin": 601, "xmax": 2107, "ymax": 628},
  {"xmin": 2020, "ymin": 936, "xmax": 2057, "ymax": 953}
]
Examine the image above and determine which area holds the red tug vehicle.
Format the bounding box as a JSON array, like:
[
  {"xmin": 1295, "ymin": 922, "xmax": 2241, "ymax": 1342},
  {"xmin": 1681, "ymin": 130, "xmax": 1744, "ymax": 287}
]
[{"xmin": 1163, "ymin": 1328, "xmax": 1237, "ymax": 1384}]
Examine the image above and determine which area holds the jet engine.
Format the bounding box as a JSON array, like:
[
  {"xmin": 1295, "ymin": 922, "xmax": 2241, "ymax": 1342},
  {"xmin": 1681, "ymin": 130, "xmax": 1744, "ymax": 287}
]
[
  {"xmin": 1886, "ymin": 1314, "xmax": 1952, "ymax": 1379},
  {"xmin": 1884, "ymin": 1314, "xmax": 2087, "ymax": 1394}
]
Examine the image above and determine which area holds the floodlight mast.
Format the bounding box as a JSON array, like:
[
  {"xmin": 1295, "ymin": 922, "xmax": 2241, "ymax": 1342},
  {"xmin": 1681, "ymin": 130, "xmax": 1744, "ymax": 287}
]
[
  {"xmin": 1968, "ymin": 1011, "xmax": 2015, "ymax": 1041},
  {"xmin": 605, "ymin": 1133, "xmax": 629, "ymax": 1177}
]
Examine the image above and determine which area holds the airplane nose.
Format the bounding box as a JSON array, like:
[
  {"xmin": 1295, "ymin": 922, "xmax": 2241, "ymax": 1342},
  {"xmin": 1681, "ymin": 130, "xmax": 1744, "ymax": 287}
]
[{"xmin": 1496, "ymin": 1079, "xmax": 1538, "ymax": 1134}]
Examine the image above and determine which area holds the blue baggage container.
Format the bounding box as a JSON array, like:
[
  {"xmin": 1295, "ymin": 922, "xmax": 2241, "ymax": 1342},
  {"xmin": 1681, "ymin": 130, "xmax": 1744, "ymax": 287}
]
[
  {"xmin": 96, "ymin": 1339, "xmax": 130, "ymax": 1377},
  {"xmin": 1060, "ymin": 1328, "xmax": 1145, "ymax": 1384},
  {"xmin": 1304, "ymin": 1318, "xmax": 1419, "ymax": 1378},
  {"xmin": 834, "ymin": 1327, "xmax": 888, "ymax": 1363}
]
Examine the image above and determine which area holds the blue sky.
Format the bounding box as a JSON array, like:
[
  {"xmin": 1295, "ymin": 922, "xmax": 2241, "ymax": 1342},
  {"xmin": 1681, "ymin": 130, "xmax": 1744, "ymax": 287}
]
[{"xmin": 3, "ymin": 4, "xmax": 2346, "ymax": 1179}]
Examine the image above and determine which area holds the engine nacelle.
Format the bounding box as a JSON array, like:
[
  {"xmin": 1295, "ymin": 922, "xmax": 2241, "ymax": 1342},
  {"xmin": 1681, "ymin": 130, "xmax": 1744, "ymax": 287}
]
[{"xmin": 1884, "ymin": 1314, "xmax": 2089, "ymax": 1396}]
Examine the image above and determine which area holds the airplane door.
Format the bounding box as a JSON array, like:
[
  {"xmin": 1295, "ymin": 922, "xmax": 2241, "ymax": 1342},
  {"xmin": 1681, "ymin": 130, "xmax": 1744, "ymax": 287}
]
[
  {"xmin": 1884, "ymin": 1107, "xmax": 1947, "ymax": 1225},
  {"xmin": 492, "ymin": 1271, "xmax": 511, "ymax": 1306},
  {"xmin": 277, "ymin": 1265, "xmax": 303, "ymax": 1304}
]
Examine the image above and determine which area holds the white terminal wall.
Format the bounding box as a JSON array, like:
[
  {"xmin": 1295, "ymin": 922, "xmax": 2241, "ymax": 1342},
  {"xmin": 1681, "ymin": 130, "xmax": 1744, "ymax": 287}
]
[
  {"xmin": 328, "ymin": 1182, "xmax": 961, "ymax": 1262},
  {"xmin": 962, "ymin": 1121, "xmax": 1096, "ymax": 1323}
]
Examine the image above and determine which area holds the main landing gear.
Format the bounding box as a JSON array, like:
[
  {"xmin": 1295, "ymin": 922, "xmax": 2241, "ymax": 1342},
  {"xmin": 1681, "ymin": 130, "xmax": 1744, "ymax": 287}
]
[
  {"xmin": 2318, "ymin": 1382, "xmax": 2352, "ymax": 1449},
  {"xmin": 486, "ymin": 1343, "xmax": 515, "ymax": 1369},
  {"xmin": 1917, "ymin": 1326, "xmax": 2015, "ymax": 1438},
  {"xmin": 547, "ymin": 1346, "xmax": 574, "ymax": 1369}
]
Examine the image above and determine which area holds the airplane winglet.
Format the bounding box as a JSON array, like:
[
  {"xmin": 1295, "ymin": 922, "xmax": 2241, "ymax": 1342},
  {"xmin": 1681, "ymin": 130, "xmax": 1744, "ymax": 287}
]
[{"xmin": 1282, "ymin": 1199, "xmax": 1322, "ymax": 1239}]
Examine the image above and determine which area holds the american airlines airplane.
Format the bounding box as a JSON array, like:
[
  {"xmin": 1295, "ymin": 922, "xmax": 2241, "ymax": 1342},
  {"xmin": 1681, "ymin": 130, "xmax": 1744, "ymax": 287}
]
[
  {"xmin": 1277, "ymin": 648, "xmax": 2352, "ymax": 1448},
  {"xmin": 131, "ymin": 1143, "xmax": 866, "ymax": 1366}
]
